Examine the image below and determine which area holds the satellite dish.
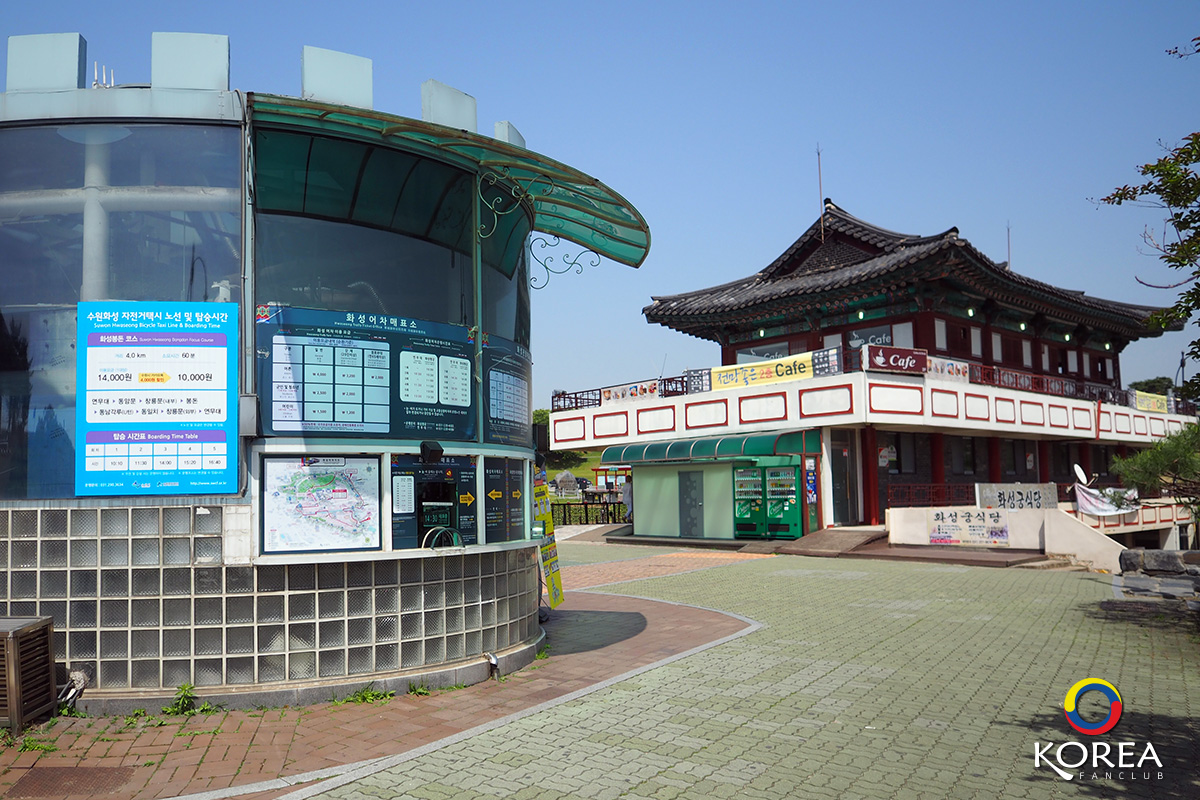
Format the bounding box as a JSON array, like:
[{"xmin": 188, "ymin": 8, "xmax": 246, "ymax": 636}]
[{"xmin": 1073, "ymin": 464, "xmax": 1092, "ymax": 485}]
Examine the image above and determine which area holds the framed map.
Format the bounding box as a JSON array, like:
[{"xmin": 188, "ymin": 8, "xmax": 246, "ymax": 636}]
[{"xmin": 261, "ymin": 456, "xmax": 381, "ymax": 554}]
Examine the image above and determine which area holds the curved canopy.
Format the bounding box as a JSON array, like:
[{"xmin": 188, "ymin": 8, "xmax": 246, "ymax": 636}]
[{"xmin": 248, "ymin": 94, "xmax": 650, "ymax": 268}]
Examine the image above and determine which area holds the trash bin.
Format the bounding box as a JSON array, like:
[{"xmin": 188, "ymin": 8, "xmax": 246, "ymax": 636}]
[{"xmin": 0, "ymin": 617, "xmax": 57, "ymax": 733}]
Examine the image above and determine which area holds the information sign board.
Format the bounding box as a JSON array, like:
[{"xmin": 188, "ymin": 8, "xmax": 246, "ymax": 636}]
[
  {"xmin": 261, "ymin": 456, "xmax": 381, "ymax": 553},
  {"xmin": 483, "ymin": 334, "xmax": 533, "ymax": 446},
  {"xmin": 927, "ymin": 507, "xmax": 1009, "ymax": 547},
  {"xmin": 75, "ymin": 301, "xmax": 239, "ymax": 496},
  {"xmin": 255, "ymin": 306, "xmax": 474, "ymax": 440}
]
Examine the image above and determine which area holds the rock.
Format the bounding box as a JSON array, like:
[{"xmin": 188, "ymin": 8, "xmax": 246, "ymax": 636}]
[
  {"xmin": 1182, "ymin": 551, "xmax": 1200, "ymax": 565},
  {"xmin": 1118, "ymin": 549, "xmax": 1144, "ymax": 574},
  {"xmin": 1186, "ymin": 564, "xmax": 1200, "ymax": 577},
  {"xmin": 1143, "ymin": 550, "xmax": 1186, "ymax": 574}
]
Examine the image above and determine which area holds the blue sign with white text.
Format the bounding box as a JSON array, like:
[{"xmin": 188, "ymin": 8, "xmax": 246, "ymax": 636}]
[{"xmin": 75, "ymin": 302, "xmax": 240, "ymax": 496}]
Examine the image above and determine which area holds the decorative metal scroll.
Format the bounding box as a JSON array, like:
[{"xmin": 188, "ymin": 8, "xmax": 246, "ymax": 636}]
[
  {"xmin": 478, "ymin": 166, "xmax": 550, "ymax": 240},
  {"xmin": 528, "ymin": 235, "xmax": 601, "ymax": 290}
]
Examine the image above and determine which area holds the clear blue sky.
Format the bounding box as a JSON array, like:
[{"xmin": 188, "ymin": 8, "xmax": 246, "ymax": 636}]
[{"xmin": 6, "ymin": 2, "xmax": 1197, "ymax": 405}]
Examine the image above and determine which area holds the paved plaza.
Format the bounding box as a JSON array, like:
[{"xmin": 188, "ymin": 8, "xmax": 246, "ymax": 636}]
[{"xmin": 3, "ymin": 536, "xmax": 1198, "ymax": 799}]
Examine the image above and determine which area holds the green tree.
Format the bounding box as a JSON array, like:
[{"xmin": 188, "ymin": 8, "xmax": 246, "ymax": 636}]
[
  {"xmin": 1101, "ymin": 37, "xmax": 1200, "ymax": 398},
  {"xmin": 1111, "ymin": 424, "xmax": 1200, "ymax": 520},
  {"xmin": 1127, "ymin": 376, "xmax": 1175, "ymax": 396}
]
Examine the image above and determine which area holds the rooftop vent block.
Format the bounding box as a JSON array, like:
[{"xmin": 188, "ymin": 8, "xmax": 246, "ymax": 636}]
[
  {"xmin": 494, "ymin": 121, "xmax": 526, "ymax": 149},
  {"xmin": 6, "ymin": 33, "xmax": 86, "ymax": 92},
  {"xmin": 152, "ymin": 33, "xmax": 229, "ymax": 90},
  {"xmin": 422, "ymin": 79, "xmax": 477, "ymax": 132},
  {"xmin": 302, "ymin": 46, "xmax": 372, "ymax": 109}
]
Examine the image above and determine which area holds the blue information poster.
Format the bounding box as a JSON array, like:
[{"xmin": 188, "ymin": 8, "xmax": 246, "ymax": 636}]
[
  {"xmin": 482, "ymin": 334, "xmax": 533, "ymax": 447},
  {"xmin": 75, "ymin": 302, "xmax": 239, "ymax": 496}
]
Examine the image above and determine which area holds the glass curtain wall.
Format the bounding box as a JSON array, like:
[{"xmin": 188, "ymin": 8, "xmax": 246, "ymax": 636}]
[{"xmin": 0, "ymin": 124, "xmax": 242, "ymax": 499}]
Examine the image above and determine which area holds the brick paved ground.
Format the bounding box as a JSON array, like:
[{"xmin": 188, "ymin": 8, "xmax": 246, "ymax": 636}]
[
  {"xmin": 0, "ymin": 544, "xmax": 759, "ymax": 800},
  {"xmin": 3, "ymin": 542, "xmax": 1199, "ymax": 800}
]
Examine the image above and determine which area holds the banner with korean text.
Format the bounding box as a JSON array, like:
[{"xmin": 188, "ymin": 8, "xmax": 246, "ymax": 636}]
[{"xmin": 711, "ymin": 347, "xmax": 841, "ymax": 391}]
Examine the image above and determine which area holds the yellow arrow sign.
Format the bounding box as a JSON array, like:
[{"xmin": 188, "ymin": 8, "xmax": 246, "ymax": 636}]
[
  {"xmin": 459, "ymin": 492, "xmax": 475, "ymax": 506},
  {"xmin": 487, "ymin": 490, "xmax": 503, "ymax": 500},
  {"xmin": 138, "ymin": 372, "xmax": 171, "ymax": 383},
  {"xmin": 511, "ymin": 490, "xmax": 522, "ymax": 499}
]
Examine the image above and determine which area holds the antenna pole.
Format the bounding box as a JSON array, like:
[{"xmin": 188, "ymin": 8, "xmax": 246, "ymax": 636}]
[
  {"xmin": 817, "ymin": 144, "xmax": 824, "ymax": 243},
  {"xmin": 1006, "ymin": 221, "xmax": 1011, "ymax": 266}
]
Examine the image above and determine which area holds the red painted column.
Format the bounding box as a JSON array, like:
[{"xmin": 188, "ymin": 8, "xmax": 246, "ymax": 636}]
[
  {"xmin": 862, "ymin": 426, "xmax": 879, "ymax": 525},
  {"xmin": 988, "ymin": 438, "xmax": 1002, "ymax": 483},
  {"xmin": 930, "ymin": 433, "xmax": 945, "ymax": 503},
  {"xmin": 1037, "ymin": 440, "xmax": 1050, "ymax": 483},
  {"xmin": 1079, "ymin": 443, "xmax": 1093, "ymax": 481}
]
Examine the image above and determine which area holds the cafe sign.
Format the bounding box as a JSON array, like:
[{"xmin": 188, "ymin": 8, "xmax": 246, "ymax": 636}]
[{"xmin": 863, "ymin": 345, "xmax": 928, "ymax": 374}]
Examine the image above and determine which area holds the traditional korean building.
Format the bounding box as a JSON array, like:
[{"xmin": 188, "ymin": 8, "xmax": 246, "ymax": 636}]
[{"xmin": 550, "ymin": 201, "xmax": 1193, "ymax": 549}]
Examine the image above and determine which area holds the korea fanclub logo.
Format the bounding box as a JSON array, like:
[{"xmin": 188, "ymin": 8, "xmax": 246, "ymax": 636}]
[{"xmin": 1033, "ymin": 678, "xmax": 1162, "ymax": 782}]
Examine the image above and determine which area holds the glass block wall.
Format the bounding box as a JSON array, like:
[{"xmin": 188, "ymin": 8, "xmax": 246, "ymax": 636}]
[{"xmin": 0, "ymin": 507, "xmax": 541, "ymax": 690}]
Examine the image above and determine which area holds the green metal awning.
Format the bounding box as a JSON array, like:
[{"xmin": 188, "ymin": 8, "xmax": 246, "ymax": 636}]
[
  {"xmin": 601, "ymin": 431, "xmax": 814, "ymax": 465},
  {"xmin": 248, "ymin": 94, "xmax": 650, "ymax": 268}
]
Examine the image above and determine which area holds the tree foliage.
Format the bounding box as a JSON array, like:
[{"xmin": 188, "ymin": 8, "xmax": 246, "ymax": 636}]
[
  {"xmin": 1111, "ymin": 424, "xmax": 1200, "ymax": 520},
  {"xmin": 1127, "ymin": 376, "xmax": 1175, "ymax": 396},
  {"xmin": 1101, "ymin": 36, "xmax": 1200, "ymax": 398}
]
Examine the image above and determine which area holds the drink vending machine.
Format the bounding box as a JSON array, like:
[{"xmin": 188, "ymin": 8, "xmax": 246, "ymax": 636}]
[
  {"xmin": 733, "ymin": 467, "xmax": 766, "ymax": 538},
  {"xmin": 764, "ymin": 466, "xmax": 803, "ymax": 539}
]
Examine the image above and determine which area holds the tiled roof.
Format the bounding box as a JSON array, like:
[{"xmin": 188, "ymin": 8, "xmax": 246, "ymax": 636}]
[{"xmin": 644, "ymin": 200, "xmax": 1172, "ymax": 339}]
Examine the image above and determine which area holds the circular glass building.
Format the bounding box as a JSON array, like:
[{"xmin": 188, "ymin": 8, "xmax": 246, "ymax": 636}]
[{"xmin": 0, "ymin": 33, "xmax": 648, "ymax": 702}]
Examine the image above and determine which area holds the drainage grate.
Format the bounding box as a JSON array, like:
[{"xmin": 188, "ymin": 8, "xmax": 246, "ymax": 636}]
[{"xmin": 7, "ymin": 766, "xmax": 138, "ymax": 797}]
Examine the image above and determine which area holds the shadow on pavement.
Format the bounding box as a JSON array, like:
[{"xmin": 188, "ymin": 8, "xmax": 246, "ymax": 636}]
[
  {"xmin": 1005, "ymin": 707, "xmax": 1199, "ymax": 799},
  {"xmin": 540, "ymin": 608, "xmax": 648, "ymax": 655},
  {"xmin": 1083, "ymin": 599, "xmax": 1200, "ymax": 633}
]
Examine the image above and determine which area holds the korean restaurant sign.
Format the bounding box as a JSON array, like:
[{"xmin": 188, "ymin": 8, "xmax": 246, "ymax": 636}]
[
  {"xmin": 76, "ymin": 301, "xmax": 239, "ymax": 497},
  {"xmin": 863, "ymin": 345, "xmax": 928, "ymax": 375},
  {"xmin": 927, "ymin": 507, "xmax": 1009, "ymax": 547},
  {"xmin": 711, "ymin": 347, "xmax": 842, "ymax": 391},
  {"xmin": 976, "ymin": 483, "xmax": 1058, "ymax": 510}
]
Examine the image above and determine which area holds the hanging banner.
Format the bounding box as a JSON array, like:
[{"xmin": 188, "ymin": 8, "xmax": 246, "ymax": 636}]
[
  {"xmin": 601, "ymin": 379, "xmax": 660, "ymax": 405},
  {"xmin": 927, "ymin": 356, "xmax": 970, "ymax": 383},
  {"xmin": 1075, "ymin": 484, "xmax": 1139, "ymax": 517},
  {"xmin": 75, "ymin": 301, "xmax": 239, "ymax": 496},
  {"xmin": 711, "ymin": 347, "xmax": 841, "ymax": 391},
  {"xmin": 538, "ymin": 531, "xmax": 565, "ymax": 608},
  {"xmin": 1133, "ymin": 391, "xmax": 1168, "ymax": 413}
]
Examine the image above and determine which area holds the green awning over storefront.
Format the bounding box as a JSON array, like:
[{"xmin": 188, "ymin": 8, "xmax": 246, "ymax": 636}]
[{"xmin": 601, "ymin": 430, "xmax": 820, "ymax": 465}]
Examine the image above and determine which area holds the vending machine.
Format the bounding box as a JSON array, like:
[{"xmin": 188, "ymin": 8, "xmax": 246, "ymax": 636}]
[
  {"xmin": 764, "ymin": 466, "xmax": 803, "ymax": 539},
  {"xmin": 733, "ymin": 467, "xmax": 766, "ymax": 538}
]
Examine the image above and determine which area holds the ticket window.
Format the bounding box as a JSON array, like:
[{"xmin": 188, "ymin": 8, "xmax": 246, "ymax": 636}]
[{"xmin": 417, "ymin": 481, "xmax": 457, "ymax": 546}]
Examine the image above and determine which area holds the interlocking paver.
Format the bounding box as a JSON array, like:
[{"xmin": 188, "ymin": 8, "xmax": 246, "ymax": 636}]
[{"xmin": 3, "ymin": 538, "xmax": 1199, "ymax": 799}]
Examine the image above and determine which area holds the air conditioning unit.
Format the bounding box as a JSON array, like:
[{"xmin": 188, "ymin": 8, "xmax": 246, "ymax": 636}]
[{"xmin": 0, "ymin": 617, "xmax": 57, "ymax": 733}]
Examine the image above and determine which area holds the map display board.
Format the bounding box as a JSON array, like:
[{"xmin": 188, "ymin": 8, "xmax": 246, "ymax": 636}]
[
  {"xmin": 483, "ymin": 335, "xmax": 533, "ymax": 447},
  {"xmin": 484, "ymin": 457, "xmax": 527, "ymax": 542},
  {"xmin": 255, "ymin": 306, "xmax": 474, "ymax": 440},
  {"xmin": 262, "ymin": 456, "xmax": 381, "ymax": 553},
  {"xmin": 388, "ymin": 454, "xmax": 478, "ymax": 549},
  {"xmin": 75, "ymin": 302, "xmax": 239, "ymax": 496}
]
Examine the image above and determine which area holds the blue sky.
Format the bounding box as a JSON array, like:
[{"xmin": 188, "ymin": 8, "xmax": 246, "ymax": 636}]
[{"xmin": 6, "ymin": 2, "xmax": 1197, "ymax": 405}]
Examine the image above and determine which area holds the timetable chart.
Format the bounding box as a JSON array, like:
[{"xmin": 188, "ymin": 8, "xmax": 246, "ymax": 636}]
[
  {"xmin": 272, "ymin": 334, "xmax": 391, "ymax": 433},
  {"xmin": 488, "ymin": 368, "xmax": 529, "ymax": 425}
]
